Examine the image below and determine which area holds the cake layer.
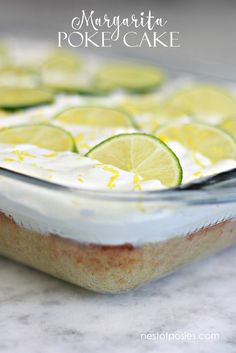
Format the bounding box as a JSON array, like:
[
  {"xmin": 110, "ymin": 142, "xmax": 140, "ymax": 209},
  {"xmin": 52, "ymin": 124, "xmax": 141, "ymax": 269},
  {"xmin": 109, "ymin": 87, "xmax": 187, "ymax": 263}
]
[{"xmin": 0, "ymin": 212, "xmax": 235, "ymax": 293}]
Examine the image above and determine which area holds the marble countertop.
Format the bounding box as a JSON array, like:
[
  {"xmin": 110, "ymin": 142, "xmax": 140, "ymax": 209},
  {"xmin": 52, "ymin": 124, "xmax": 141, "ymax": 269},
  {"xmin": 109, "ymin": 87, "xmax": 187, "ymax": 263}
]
[{"xmin": 1, "ymin": 247, "xmax": 236, "ymax": 353}]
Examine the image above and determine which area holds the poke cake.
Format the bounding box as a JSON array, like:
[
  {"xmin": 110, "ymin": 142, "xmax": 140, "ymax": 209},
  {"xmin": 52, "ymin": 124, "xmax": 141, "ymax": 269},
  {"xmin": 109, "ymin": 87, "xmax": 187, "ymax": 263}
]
[{"xmin": 0, "ymin": 39, "xmax": 235, "ymax": 292}]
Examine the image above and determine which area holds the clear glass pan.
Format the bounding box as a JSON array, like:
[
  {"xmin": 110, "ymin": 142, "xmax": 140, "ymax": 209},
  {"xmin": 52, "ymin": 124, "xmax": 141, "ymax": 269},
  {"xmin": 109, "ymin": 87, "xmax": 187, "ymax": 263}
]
[{"xmin": 0, "ymin": 56, "xmax": 236, "ymax": 293}]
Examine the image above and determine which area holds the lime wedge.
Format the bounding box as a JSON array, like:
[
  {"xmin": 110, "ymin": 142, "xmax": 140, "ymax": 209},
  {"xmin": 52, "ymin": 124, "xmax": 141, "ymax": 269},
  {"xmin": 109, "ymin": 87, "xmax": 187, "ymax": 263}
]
[
  {"xmin": 219, "ymin": 117, "xmax": 236, "ymax": 139},
  {"xmin": 156, "ymin": 122, "xmax": 236, "ymax": 162},
  {"xmin": 0, "ymin": 87, "xmax": 54, "ymax": 110},
  {"xmin": 0, "ymin": 124, "xmax": 77, "ymax": 152},
  {"xmin": 165, "ymin": 85, "xmax": 236, "ymax": 122},
  {"xmin": 86, "ymin": 133, "xmax": 182, "ymax": 187},
  {"xmin": 96, "ymin": 63, "xmax": 165, "ymax": 93},
  {"xmin": 55, "ymin": 106, "xmax": 138, "ymax": 128}
]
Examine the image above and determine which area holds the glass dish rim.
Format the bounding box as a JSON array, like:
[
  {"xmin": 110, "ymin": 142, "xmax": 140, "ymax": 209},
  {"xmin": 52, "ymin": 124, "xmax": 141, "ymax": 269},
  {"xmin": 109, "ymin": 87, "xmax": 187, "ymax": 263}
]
[{"xmin": 1, "ymin": 165, "xmax": 236, "ymax": 205}]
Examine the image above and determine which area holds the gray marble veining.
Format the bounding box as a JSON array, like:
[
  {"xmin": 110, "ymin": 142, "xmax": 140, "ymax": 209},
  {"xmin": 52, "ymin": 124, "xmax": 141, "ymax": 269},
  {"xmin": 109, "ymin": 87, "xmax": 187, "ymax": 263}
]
[{"xmin": 0, "ymin": 247, "xmax": 236, "ymax": 353}]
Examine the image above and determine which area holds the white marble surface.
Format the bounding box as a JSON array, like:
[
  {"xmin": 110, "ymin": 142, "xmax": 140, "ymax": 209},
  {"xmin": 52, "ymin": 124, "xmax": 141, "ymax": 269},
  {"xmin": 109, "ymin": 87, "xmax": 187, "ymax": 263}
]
[{"xmin": 1, "ymin": 247, "xmax": 236, "ymax": 353}]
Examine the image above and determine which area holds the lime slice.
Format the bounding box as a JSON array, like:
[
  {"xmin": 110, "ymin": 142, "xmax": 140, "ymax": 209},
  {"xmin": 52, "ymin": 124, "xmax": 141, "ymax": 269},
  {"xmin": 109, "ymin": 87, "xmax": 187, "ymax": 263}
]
[
  {"xmin": 0, "ymin": 124, "xmax": 77, "ymax": 152},
  {"xmin": 219, "ymin": 117, "xmax": 236, "ymax": 139},
  {"xmin": 156, "ymin": 122, "xmax": 236, "ymax": 162},
  {"xmin": 0, "ymin": 42, "xmax": 8, "ymax": 67},
  {"xmin": 119, "ymin": 95, "xmax": 188, "ymax": 132},
  {"xmin": 0, "ymin": 110, "xmax": 9, "ymax": 118},
  {"xmin": 120, "ymin": 94, "xmax": 161, "ymax": 115},
  {"xmin": 42, "ymin": 49, "xmax": 82, "ymax": 93},
  {"xmin": 41, "ymin": 50, "xmax": 97, "ymax": 95},
  {"xmin": 86, "ymin": 133, "xmax": 182, "ymax": 187},
  {"xmin": 134, "ymin": 118, "xmax": 160, "ymax": 134},
  {"xmin": 165, "ymin": 85, "xmax": 236, "ymax": 122},
  {"xmin": 96, "ymin": 63, "xmax": 165, "ymax": 93},
  {"xmin": 156, "ymin": 103, "xmax": 190, "ymax": 122},
  {"xmin": 0, "ymin": 87, "xmax": 54, "ymax": 110},
  {"xmin": 45, "ymin": 79, "xmax": 107, "ymax": 96},
  {"xmin": 42, "ymin": 49, "xmax": 81, "ymax": 73},
  {"xmin": 55, "ymin": 106, "xmax": 138, "ymax": 128},
  {"xmin": 0, "ymin": 66, "xmax": 39, "ymax": 88}
]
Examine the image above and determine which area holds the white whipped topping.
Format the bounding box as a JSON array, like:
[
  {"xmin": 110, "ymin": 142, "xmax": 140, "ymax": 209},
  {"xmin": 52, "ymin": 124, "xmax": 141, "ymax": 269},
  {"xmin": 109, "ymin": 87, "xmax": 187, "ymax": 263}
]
[
  {"xmin": 0, "ymin": 92, "xmax": 234, "ymax": 182},
  {"xmin": 168, "ymin": 141, "xmax": 236, "ymax": 183},
  {"xmin": 0, "ymin": 144, "xmax": 164, "ymax": 191},
  {"xmin": 54, "ymin": 122, "xmax": 136, "ymax": 154},
  {"xmin": 0, "ymin": 142, "xmax": 235, "ymax": 193},
  {"xmin": 0, "ymin": 158, "xmax": 235, "ymax": 245},
  {"xmin": 0, "ymin": 92, "xmax": 128, "ymax": 127},
  {"xmin": 0, "ymin": 38, "xmax": 235, "ymax": 246},
  {"xmin": 0, "ymin": 53, "xmax": 234, "ymax": 189},
  {"xmin": 0, "ymin": 142, "xmax": 235, "ymax": 246}
]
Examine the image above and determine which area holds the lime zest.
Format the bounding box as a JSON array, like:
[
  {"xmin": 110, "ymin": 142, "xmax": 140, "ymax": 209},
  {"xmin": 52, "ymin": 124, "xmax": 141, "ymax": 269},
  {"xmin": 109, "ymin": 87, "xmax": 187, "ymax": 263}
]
[{"xmin": 156, "ymin": 122, "xmax": 236, "ymax": 162}]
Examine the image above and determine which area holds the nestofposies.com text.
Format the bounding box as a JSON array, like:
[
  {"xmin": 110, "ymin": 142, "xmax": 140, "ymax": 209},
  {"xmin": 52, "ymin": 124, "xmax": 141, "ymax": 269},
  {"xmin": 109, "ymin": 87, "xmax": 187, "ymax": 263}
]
[{"xmin": 58, "ymin": 10, "xmax": 180, "ymax": 48}]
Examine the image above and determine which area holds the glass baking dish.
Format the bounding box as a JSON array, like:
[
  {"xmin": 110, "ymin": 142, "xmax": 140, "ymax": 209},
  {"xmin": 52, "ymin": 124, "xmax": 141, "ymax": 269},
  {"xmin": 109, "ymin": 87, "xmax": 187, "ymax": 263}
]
[
  {"xmin": 0, "ymin": 165, "xmax": 235, "ymax": 293},
  {"xmin": 0, "ymin": 56, "xmax": 236, "ymax": 293}
]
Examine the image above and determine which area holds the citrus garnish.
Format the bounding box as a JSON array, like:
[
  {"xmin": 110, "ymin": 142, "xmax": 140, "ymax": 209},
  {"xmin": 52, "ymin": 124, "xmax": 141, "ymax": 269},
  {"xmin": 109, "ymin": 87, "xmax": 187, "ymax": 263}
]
[
  {"xmin": 0, "ymin": 87, "xmax": 54, "ymax": 110},
  {"xmin": 219, "ymin": 117, "xmax": 236, "ymax": 139},
  {"xmin": 156, "ymin": 122, "xmax": 236, "ymax": 162},
  {"xmin": 119, "ymin": 94, "xmax": 160, "ymax": 132},
  {"xmin": 0, "ymin": 110, "xmax": 9, "ymax": 118},
  {"xmin": 120, "ymin": 94, "xmax": 161, "ymax": 115},
  {"xmin": 44, "ymin": 79, "xmax": 108, "ymax": 96},
  {"xmin": 0, "ymin": 124, "xmax": 77, "ymax": 152},
  {"xmin": 119, "ymin": 95, "xmax": 188, "ymax": 132},
  {"xmin": 155, "ymin": 104, "xmax": 189, "ymax": 122},
  {"xmin": 95, "ymin": 63, "xmax": 165, "ymax": 93},
  {"xmin": 55, "ymin": 106, "xmax": 138, "ymax": 128},
  {"xmin": 41, "ymin": 49, "xmax": 83, "ymax": 93},
  {"xmin": 0, "ymin": 66, "xmax": 39, "ymax": 88},
  {"xmin": 0, "ymin": 42, "xmax": 8, "ymax": 67},
  {"xmin": 86, "ymin": 133, "xmax": 182, "ymax": 187},
  {"xmin": 165, "ymin": 84, "xmax": 236, "ymax": 122},
  {"xmin": 42, "ymin": 49, "xmax": 81, "ymax": 73}
]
